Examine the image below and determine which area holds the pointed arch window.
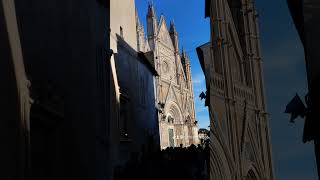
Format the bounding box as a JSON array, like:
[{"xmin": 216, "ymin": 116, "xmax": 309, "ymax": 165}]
[{"xmin": 246, "ymin": 169, "xmax": 258, "ymax": 180}]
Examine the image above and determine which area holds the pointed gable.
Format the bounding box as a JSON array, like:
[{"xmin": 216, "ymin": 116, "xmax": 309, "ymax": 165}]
[
  {"xmin": 136, "ymin": 9, "xmax": 152, "ymax": 53},
  {"xmin": 180, "ymin": 50, "xmax": 188, "ymax": 78},
  {"xmin": 165, "ymin": 85, "xmax": 183, "ymax": 110},
  {"xmin": 166, "ymin": 85, "xmax": 176, "ymax": 102},
  {"xmin": 157, "ymin": 15, "xmax": 174, "ymax": 50}
]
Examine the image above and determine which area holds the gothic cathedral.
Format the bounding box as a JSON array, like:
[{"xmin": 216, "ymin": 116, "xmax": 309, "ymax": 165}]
[{"xmin": 136, "ymin": 4, "xmax": 200, "ymax": 149}]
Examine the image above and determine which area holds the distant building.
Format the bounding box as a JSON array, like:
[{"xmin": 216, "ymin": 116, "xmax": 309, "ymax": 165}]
[
  {"xmin": 136, "ymin": 3, "xmax": 200, "ymax": 149},
  {"xmin": 198, "ymin": 128, "xmax": 210, "ymax": 144},
  {"xmin": 197, "ymin": 0, "xmax": 275, "ymax": 179}
]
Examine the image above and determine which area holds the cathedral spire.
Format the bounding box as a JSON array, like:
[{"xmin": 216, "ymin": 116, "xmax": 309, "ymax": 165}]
[
  {"xmin": 181, "ymin": 48, "xmax": 192, "ymax": 89},
  {"xmin": 181, "ymin": 47, "xmax": 186, "ymax": 57},
  {"xmin": 146, "ymin": 2, "xmax": 157, "ymax": 50},
  {"xmin": 170, "ymin": 20, "xmax": 177, "ymax": 35},
  {"xmin": 136, "ymin": 8, "xmax": 141, "ymax": 27},
  {"xmin": 182, "ymin": 47, "xmax": 189, "ymax": 62},
  {"xmin": 147, "ymin": 2, "xmax": 155, "ymax": 17},
  {"xmin": 170, "ymin": 19, "xmax": 179, "ymax": 51}
]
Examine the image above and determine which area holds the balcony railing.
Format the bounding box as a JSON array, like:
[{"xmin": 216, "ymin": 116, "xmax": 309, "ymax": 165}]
[
  {"xmin": 233, "ymin": 82, "xmax": 254, "ymax": 103},
  {"xmin": 210, "ymin": 72, "xmax": 255, "ymax": 103},
  {"xmin": 211, "ymin": 72, "xmax": 225, "ymax": 97}
]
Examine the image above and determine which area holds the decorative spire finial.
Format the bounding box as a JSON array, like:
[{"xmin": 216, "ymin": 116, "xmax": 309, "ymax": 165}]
[
  {"xmin": 147, "ymin": 1, "xmax": 155, "ymax": 17},
  {"xmin": 136, "ymin": 8, "xmax": 141, "ymax": 26},
  {"xmin": 182, "ymin": 47, "xmax": 186, "ymax": 56},
  {"xmin": 170, "ymin": 19, "xmax": 177, "ymax": 34}
]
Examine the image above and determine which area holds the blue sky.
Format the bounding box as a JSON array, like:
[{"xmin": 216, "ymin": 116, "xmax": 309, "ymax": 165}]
[
  {"xmin": 135, "ymin": 0, "xmax": 317, "ymax": 179},
  {"xmin": 256, "ymin": 0, "xmax": 317, "ymax": 179}
]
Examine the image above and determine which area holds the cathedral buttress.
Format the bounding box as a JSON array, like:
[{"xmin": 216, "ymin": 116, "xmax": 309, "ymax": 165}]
[{"xmin": 170, "ymin": 20, "xmax": 181, "ymax": 86}]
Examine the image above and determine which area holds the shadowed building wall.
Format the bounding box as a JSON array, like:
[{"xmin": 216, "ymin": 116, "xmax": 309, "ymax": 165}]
[
  {"xmin": 0, "ymin": 0, "xmax": 111, "ymax": 179},
  {"xmin": 109, "ymin": 0, "xmax": 160, "ymax": 175},
  {"xmin": 197, "ymin": 0, "xmax": 275, "ymax": 179}
]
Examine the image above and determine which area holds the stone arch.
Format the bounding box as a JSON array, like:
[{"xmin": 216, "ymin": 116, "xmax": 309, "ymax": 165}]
[
  {"xmin": 209, "ymin": 110, "xmax": 234, "ymax": 180},
  {"xmin": 164, "ymin": 101, "xmax": 183, "ymax": 124},
  {"xmin": 242, "ymin": 125, "xmax": 264, "ymax": 179},
  {"xmin": 210, "ymin": 131, "xmax": 234, "ymax": 180},
  {"xmin": 245, "ymin": 165, "xmax": 261, "ymax": 180},
  {"xmin": 246, "ymin": 170, "xmax": 257, "ymax": 180}
]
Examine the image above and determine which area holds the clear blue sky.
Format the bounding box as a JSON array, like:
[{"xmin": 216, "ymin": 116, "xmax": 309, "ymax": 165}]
[{"xmin": 135, "ymin": 0, "xmax": 317, "ymax": 179}]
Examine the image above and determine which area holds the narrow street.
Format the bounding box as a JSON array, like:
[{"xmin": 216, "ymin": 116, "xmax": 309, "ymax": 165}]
[{"xmin": 114, "ymin": 144, "xmax": 210, "ymax": 180}]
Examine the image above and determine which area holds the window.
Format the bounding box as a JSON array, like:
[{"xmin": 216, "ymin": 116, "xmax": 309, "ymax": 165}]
[
  {"xmin": 167, "ymin": 115, "xmax": 174, "ymax": 124},
  {"xmin": 246, "ymin": 169, "xmax": 258, "ymax": 180}
]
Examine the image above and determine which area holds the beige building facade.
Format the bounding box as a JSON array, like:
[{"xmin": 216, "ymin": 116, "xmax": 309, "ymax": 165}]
[
  {"xmin": 136, "ymin": 4, "xmax": 200, "ymax": 149},
  {"xmin": 197, "ymin": 0, "xmax": 275, "ymax": 179}
]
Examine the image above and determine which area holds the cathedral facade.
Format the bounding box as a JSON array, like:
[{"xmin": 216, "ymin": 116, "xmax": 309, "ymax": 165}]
[
  {"xmin": 197, "ymin": 0, "xmax": 275, "ymax": 179},
  {"xmin": 136, "ymin": 4, "xmax": 200, "ymax": 149}
]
